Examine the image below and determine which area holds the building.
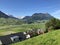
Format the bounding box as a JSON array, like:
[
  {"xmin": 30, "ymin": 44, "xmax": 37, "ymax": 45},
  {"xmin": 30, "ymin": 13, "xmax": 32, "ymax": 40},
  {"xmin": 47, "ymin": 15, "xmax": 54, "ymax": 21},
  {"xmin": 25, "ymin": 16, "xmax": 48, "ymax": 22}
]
[{"xmin": 0, "ymin": 32, "xmax": 26, "ymax": 45}]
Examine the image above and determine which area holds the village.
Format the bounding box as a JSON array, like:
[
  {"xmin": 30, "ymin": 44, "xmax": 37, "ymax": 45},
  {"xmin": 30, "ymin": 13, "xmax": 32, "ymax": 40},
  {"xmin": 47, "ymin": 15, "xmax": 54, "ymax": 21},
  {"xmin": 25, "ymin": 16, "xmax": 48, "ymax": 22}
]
[{"xmin": 0, "ymin": 28, "xmax": 45, "ymax": 45}]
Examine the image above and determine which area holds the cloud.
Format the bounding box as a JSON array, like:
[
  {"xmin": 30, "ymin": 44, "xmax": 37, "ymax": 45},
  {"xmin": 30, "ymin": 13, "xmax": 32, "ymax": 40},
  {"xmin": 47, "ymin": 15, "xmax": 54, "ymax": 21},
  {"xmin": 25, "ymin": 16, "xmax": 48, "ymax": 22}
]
[
  {"xmin": 16, "ymin": 16, "xmax": 25, "ymax": 19},
  {"xmin": 51, "ymin": 10, "xmax": 60, "ymax": 19}
]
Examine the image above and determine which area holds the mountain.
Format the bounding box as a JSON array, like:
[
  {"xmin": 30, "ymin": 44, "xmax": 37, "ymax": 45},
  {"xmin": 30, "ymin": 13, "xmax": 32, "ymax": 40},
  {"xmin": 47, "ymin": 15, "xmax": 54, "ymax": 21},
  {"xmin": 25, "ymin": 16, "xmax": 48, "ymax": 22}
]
[
  {"xmin": 0, "ymin": 11, "xmax": 24, "ymax": 25},
  {"xmin": 23, "ymin": 13, "xmax": 54, "ymax": 23},
  {"xmin": 0, "ymin": 11, "xmax": 18, "ymax": 19},
  {"xmin": 0, "ymin": 11, "xmax": 9, "ymax": 18},
  {"xmin": 32, "ymin": 13, "xmax": 53, "ymax": 20}
]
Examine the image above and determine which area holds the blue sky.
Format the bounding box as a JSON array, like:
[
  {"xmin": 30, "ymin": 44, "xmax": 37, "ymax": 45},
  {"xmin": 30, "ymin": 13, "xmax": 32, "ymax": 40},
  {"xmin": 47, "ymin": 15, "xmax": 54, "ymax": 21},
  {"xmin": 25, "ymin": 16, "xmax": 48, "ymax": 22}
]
[{"xmin": 0, "ymin": 0, "xmax": 60, "ymax": 19}]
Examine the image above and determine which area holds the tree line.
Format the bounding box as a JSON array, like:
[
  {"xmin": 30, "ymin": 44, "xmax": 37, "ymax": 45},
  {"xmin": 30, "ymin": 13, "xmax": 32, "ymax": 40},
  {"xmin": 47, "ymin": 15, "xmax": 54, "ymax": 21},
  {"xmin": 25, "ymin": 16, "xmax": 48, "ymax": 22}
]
[{"xmin": 0, "ymin": 18, "xmax": 25, "ymax": 26}]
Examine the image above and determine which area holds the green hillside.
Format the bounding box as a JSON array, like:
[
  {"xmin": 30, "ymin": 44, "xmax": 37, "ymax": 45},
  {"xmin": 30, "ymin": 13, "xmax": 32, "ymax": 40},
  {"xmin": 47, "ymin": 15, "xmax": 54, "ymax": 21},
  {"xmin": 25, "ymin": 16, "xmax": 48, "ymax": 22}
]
[
  {"xmin": 11, "ymin": 30, "xmax": 60, "ymax": 45},
  {"xmin": 0, "ymin": 11, "xmax": 25, "ymax": 25}
]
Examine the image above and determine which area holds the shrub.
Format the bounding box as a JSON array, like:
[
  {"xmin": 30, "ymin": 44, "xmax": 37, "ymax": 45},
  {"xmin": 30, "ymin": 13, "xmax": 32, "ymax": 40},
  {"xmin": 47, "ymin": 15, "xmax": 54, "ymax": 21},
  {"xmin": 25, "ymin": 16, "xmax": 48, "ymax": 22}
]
[{"xmin": 45, "ymin": 18, "xmax": 60, "ymax": 32}]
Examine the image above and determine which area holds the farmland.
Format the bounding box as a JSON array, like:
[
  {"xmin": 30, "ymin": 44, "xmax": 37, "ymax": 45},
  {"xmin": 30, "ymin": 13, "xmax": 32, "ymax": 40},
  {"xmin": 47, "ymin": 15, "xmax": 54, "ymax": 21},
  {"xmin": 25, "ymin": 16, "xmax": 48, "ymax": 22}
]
[{"xmin": 0, "ymin": 23, "xmax": 45, "ymax": 36}]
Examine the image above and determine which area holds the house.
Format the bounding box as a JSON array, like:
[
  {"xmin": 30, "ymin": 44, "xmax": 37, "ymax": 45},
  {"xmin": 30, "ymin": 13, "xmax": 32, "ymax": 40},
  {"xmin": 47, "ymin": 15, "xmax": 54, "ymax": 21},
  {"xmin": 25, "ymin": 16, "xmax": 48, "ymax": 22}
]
[
  {"xmin": 36, "ymin": 29, "xmax": 44, "ymax": 34},
  {"xmin": 0, "ymin": 29, "xmax": 45, "ymax": 45},
  {"xmin": 0, "ymin": 32, "xmax": 26, "ymax": 45},
  {"xmin": 26, "ymin": 34, "xmax": 30, "ymax": 39}
]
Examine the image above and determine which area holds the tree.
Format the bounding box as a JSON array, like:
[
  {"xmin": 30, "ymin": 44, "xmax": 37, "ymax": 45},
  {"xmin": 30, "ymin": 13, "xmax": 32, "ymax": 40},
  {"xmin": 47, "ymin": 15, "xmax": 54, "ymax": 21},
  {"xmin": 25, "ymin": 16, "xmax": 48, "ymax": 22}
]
[{"xmin": 45, "ymin": 18, "xmax": 60, "ymax": 32}]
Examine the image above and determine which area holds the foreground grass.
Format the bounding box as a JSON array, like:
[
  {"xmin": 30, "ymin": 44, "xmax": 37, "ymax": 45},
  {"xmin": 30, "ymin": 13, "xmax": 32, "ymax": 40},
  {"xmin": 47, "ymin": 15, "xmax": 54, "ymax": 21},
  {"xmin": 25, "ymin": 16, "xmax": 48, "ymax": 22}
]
[
  {"xmin": 11, "ymin": 30, "xmax": 60, "ymax": 45},
  {"xmin": 0, "ymin": 23, "xmax": 45, "ymax": 36}
]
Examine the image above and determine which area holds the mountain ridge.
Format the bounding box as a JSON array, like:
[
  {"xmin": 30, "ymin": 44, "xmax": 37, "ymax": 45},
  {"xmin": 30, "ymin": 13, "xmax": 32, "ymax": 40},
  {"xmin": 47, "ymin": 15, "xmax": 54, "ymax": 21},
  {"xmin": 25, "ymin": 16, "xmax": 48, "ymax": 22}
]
[
  {"xmin": 0, "ymin": 11, "xmax": 18, "ymax": 19},
  {"xmin": 23, "ymin": 13, "xmax": 54, "ymax": 23}
]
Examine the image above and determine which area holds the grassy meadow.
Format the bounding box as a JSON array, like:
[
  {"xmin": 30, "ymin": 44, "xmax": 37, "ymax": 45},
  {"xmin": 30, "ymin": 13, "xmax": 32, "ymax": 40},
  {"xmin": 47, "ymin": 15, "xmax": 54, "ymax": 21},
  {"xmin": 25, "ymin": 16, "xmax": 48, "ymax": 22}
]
[
  {"xmin": 0, "ymin": 23, "xmax": 45, "ymax": 36},
  {"xmin": 11, "ymin": 29, "xmax": 60, "ymax": 45},
  {"xmin": 1, "ymin": 19, "xmax": 60, "ymax": 45}
]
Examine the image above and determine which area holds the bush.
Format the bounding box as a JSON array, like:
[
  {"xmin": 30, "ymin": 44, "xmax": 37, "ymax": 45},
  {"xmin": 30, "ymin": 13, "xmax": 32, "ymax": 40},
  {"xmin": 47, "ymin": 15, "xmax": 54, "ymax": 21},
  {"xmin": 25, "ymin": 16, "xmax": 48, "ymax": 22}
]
[{"xmin": 45, "ymin": 18, "xmax": 60, "ymax": 32}]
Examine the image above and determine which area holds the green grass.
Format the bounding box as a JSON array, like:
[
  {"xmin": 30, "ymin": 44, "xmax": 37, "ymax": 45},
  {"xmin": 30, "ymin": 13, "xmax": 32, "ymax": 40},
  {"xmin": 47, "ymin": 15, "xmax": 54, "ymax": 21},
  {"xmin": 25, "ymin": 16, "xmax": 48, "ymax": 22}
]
[
  {"xmin": 11, "ymin": 30, "xmax": 60, "ymax": 45},
  {"xmin": 0, "ymin": 23, "xmax": 45, "ymax": 36}
]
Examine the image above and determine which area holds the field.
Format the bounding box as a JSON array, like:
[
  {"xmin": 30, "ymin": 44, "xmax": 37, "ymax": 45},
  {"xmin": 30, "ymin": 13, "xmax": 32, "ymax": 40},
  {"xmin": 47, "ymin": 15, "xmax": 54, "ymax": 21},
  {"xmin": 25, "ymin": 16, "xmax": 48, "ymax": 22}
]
[
  {"xmin": 0, "ymin": 20, "xmax": 60, "ymax": 45},
  {"xmin": 0, "ymin": 23, "xmax": 45, "ymax": 36},
  {"xmin": 11, "ymin": 29, "xmax": 60, "ymax": 45}
]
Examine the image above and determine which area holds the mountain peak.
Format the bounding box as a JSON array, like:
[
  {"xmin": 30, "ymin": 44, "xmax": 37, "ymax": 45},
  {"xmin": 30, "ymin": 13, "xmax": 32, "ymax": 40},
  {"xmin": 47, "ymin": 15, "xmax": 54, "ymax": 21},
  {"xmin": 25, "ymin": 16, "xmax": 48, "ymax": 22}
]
[
  {"xmin": 23, "ymin": 13, "xmax": 54, "ymax": 23},
  {"xmin": 0, "ymin": 11, "xmax": 18, "ymax": 19}
]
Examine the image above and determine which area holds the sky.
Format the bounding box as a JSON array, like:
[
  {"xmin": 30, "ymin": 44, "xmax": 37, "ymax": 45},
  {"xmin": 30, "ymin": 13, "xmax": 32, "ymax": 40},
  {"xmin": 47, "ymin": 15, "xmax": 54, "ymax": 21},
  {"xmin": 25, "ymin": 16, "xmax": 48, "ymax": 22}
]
[{"xmin": 0, "ymin": 0, "xmax": 60, "ymax": 19}]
